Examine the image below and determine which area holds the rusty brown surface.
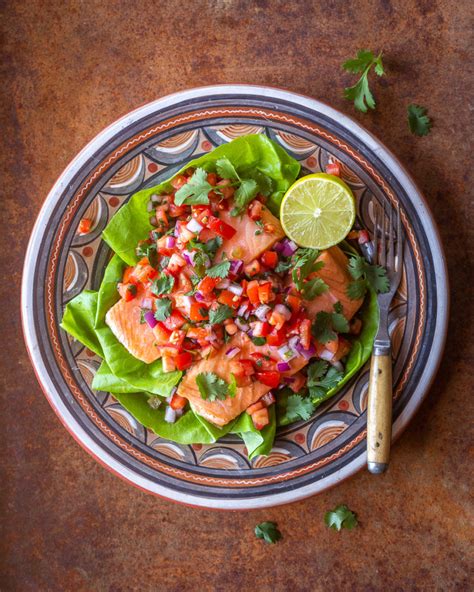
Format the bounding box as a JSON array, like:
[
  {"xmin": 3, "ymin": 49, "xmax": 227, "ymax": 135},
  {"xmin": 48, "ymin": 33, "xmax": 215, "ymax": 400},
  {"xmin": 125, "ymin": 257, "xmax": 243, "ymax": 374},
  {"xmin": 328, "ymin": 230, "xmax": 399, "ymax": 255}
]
[{"xmin": 1, "ymin": 0, "xmax": 473, "ymax": 590}]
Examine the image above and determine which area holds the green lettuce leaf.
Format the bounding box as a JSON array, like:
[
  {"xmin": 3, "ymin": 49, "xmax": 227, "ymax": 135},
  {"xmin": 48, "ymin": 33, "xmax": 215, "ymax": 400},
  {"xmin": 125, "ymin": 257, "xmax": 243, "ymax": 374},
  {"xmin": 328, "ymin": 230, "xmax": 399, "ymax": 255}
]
[
  {"xmin": 61, "ymin": 291, "xmax": 104, "ymax": 357},
  {"xmin": 231, "ymin": 405, "xmax": 276, "ymax": 459},
  {"xmin": 101, "ymin": 134, "xmax": 300, "ymax": 263}
]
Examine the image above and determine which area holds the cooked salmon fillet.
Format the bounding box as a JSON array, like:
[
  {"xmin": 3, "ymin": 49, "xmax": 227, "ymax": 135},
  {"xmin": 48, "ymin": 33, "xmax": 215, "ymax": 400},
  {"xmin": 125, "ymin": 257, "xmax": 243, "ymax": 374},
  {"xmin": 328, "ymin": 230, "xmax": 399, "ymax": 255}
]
[
  {"xmin": 105, "ymin": 287, "xmax": 161, "ymax": 364},
  {"xmin": 177, "ymin": 333, "xmax": 307, "ymax": 426},
  {"xmin": 215, "ymin": 207, "xmax": 285, "ymax": 264}
]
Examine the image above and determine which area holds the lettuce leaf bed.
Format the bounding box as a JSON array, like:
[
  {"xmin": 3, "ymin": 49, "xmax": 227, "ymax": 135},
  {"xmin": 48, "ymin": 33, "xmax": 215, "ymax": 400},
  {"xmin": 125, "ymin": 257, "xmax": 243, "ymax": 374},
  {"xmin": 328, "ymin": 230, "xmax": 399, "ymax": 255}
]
[{"xmin": 61, "ymin": 134, "xmax": 378, "ymax": 460}]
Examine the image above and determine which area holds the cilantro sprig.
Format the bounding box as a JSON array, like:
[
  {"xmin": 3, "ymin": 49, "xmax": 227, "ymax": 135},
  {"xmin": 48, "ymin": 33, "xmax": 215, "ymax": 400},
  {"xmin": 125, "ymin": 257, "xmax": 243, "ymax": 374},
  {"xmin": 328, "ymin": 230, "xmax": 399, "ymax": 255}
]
[
  {"xmin": 151, "ymin": 273, "xmax": 175, "ymax": 296},
  {"xmin": 292, "ymin": 248, "xmax": 325, "ymax": 291},
  {"xmin": 216, "ymin": 157, "xmax": 266, "ymax": 216},
  {"xmin": 343, "ymin": 50, "xmax": 385, "ymax": 113},
  {"xmin": 255, "ymin": 521, "xmax": 282, "ymax": 544},
  {"xmin": 407, "ymin": 104, "xmax": 432, "ymax": 137},
  {"xmin": 206, "ymin": 258, "xmax": 231, "ymax": 279},
  {"xmin": 312, "ymin": 303, "xmax": 350, "ymax": 344},
  {"xmin": 283, "ymin": 394, "xmax": 315, "ymax": 422},
  {"xmin": 174, "ymin": 168, "xmax": 213, "ymax": 206},
  {"xmin": 196, "ymin": 372, "xmax": 236, "ymax": 401},
  {"xmin": 307, "ymin": 360, "xmax": 344, "ymax": 404},
  {"xmin": 324, "ymin": 505, "xmax": 358, "ymax": 531},
  {"xmin": 346, "ymin": 255, "xmax": 390, "ymax": 300},
  {"xmin": 208, "ymin": 304, "xmax": 233, "ymax": 325},
  {"xmin": 154, "ymin": 298, "xmax": 172, "ymax": 321}
]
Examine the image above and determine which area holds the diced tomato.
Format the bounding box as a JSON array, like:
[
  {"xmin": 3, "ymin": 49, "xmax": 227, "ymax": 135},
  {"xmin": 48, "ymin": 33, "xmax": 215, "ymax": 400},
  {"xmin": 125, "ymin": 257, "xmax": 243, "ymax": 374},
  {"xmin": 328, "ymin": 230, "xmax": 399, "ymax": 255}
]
[
  {"xmin": 189, "ymin": 302, "xmax": 209, "ymax": 322},
  {"xmin": 160, "ymin": 345, "xmax": 180, "ymax": 357},
  {"xmin": 261, "ymin": 392, "xmax": 276, "ymax": 406},
  {"xmin": 244, "ymin": 260, "xmax": 260, "ymax": 277},
  {"xmin": 78, "ymin": 218, "xmax": 92, "ymax": 234},
  {"xmin": 333, "ymin": 337, "xmax": 351, "ymax": 362},
  {"xmin": 186, "ymin": 327, "xmax": 210, "ymax": 342},
  {"xmin": 248, "ymin": 200, "xmax": 263, "ymax": 221},
  {"xmin": 324, "ymin": 338, "xmax": 339, "ymax": 355},
  {"xmin": 174, "ymin": 352, "xmax": 193, "ymax": 371},
  {"xmin": 152, "ymin": 322, "xmax": 172, "ymax": 345},
  {"xmin": 225, "ymin": 322, "xmax": 238, "ymax": 335},
  {"xmin": 347, "ymin": 230, "xmax": 359, "ymax": 240},
  {"xmin": 169, "ymin": 393, "xmax": 187, "ymax": 409},
  {"xmin": 300, "ymin": 319, "xmax": 312, "ymax": 350},
  {"xmin": 358, "ymin": 229, "xmax": 370, "ymax": 244},
  {"xmin": 238, "ymin": 359, "xmax": 255, "ymax": 376},
  {"xmin": 134, "ymin": 259, "xmax": 157, "ymax": 283},
  {"xmin": 162, "ymin": 356, "xmax": 176, "ymax": 372},
  {"xmin": 216, "ymin": 179, "xmax": 235, "ymax": 200},
  {"xmin": 286, "ymin": 294, "xmax": 302, "ymax": 313},
  {"xmin": 246, "ymin": 280, "xmax": 260, "ymax": 305},
  {"xmin": 199, "ymin": 227, "xmax": 217, "ymax": 242},
  {"xmin": 350, "ymin": 318, "xmax": 362, "ymax": 335},
  {"xmin": 252, "ymin": 321, "xmax": 272, "ymax": 337},
  {"xmin": 164, "ymin": 310, "xmax": 186, "ymax": 330},
  {"xmin": 251, "ymin": 407, "xmax": 270, "ymax": 430},
  {"xmin": 268, "ymin": 310, "xmax": 286, "ymax": 330},
  {"xmin": 168, "ymin": 203, "xmax": 188, "ymax": 218},
  {"xmin": 176, "ymin": 225, "xmax": 195, "ymax": 244},
  {"xmin": 155, "ymin": 206, "xmax": 169, "ymax": 228},
  {"xmin": 156, "ymin": 235, "xmax": 174, "ymax": 256},
  {"xmin": 325, "ymin": 162, "xmax": 341, "ymax": 177},
  {"xmin": 258, "ymin": 282, "xmax": 274, "ymax": 304},
  {"xmin": 122, "ymin": 266, "xmax": 136, "ymax": 284},
  {"xmin": 266, "ymin": 328, "xmax": 286, "ymax": 347},
  {"xmin": 246, "ymin": 401, "xmax": 264, "ymax": 415},
  {"xmin": 260, "ymin": 251, "xmax": 278, "ymax": 269},
  {"xmin": 255, "ymin": 371, "xmax": 281, "ymax": 388},
  {"xmin": 208, "ymin": 215, "xmax": 236, "ymax": 240},
  {"xmin": 218, "ymin": 290, "xmax": 241, "ymax": 308},
  {"xmin": 289, "ymin": 372, "xmax": 306, "ymax": 393},
  {"xmin": 176, "ymin": 272, "xmax": 192, "ymax": 294},
  {"xmin": 207, "ymin": 172, "xmax": 217, "ymax": 186},
  {"xmin": 167, "ymin": 253, "xmax": 186, "ymax": 274},
  {"xmin": 198, "ymin": 276, "xmax": 219, "ymax": 296},
  {"xmin": 171, "ymin": 175, "xmax": 188, "ymax": 189},
  {"xmin": 169, "ymin": 330, "xmax": 186, "ymax": 348},
  {"xmin": 192, "ymin": 205, "xmax": 213, "ymax": 225},
  {"xmin": 118, "ymin": 282, "xmax": 137, "ymax": 302},
  {"xmin": 250, "ymin": 353, "xmax": 276, "ymax": 371}
]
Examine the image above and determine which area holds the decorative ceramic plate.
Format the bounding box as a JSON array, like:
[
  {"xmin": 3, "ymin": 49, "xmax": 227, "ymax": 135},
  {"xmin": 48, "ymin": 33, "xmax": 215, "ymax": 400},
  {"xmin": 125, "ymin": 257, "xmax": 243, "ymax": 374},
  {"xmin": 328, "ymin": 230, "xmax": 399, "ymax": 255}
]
[{"xmin": 22, "ymin": 86, "xmax": 448, "ymax": 509}]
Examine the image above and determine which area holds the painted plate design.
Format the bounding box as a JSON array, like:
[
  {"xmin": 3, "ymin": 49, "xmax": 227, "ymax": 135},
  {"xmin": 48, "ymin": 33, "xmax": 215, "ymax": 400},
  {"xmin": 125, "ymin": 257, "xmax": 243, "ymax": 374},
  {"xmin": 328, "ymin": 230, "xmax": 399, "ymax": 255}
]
[{"xmin": 22, "ymin": 86, "xmax": 448, "ymax": 509}]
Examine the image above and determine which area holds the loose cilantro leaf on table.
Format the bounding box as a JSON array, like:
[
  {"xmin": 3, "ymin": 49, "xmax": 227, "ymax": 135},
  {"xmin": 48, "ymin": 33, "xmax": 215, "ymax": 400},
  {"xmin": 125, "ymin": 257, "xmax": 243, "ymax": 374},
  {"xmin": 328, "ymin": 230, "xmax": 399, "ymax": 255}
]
[
  {"xmin": 324, "ymin": 504, "xmax": 358, "ymax": 531},
  {"xmin": 283, "ymin": 394, "xmax": 315, "ymax": 422},
  {"xmin": 255, "ymin": 521, "xmax": 282, "ymax": 544},
  {"xmin": 207, "ymin": 259, "xmax": 231, "ymax": 279},
  {"xmin": 346, "ymin": 255, "xmax": 390, "ymax": 300},
  {"xmin": 312, "ymin": 303, "xmax": 349, "ymax": 344},
  {"xmin": 196, "ymin": 372, "xmax": 231, "ymax": 401},
  {"xmin": 174, "ymin": 168, "xmax": 212, "ymax": 206},
  {"xmin": 407, "ymin": 104, "xmax": 432, "ymax": 136},
  {"xmin": 342, "ymin": 49, "xmax": 385, "ymax": 113},
  {"xmin": 151, "ymin": 273, "xmax": 175, "ymax": 296},
  {"xmin": 208, "ymin": 304, "xmax": 233, "ymax": 325},
  {"xmin": 154, "ymin": 298, "xmax": 172, "ymax": 321}
]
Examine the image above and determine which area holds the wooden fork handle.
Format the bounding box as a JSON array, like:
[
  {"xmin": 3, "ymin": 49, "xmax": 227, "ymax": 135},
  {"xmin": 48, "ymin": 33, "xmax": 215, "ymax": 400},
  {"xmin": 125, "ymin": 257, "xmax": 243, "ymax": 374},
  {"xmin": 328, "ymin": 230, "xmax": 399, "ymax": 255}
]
[{"xmin": 367, "ymin": 351, "xmax": 393, "ymax": 473}]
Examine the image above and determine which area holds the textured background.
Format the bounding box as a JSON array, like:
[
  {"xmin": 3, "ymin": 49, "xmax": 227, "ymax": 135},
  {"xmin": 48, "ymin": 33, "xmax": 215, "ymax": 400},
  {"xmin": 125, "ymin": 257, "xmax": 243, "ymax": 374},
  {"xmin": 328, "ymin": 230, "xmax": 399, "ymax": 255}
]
[{"xmin": 1, "ymin": 1, "xmax": 473, "ymax": 590}]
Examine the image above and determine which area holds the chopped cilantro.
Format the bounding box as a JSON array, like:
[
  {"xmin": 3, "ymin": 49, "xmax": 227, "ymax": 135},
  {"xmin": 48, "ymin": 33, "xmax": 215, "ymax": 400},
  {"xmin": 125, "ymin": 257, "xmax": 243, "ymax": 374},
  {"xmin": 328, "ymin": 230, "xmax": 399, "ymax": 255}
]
[
  {"xmin": 208, "ymin": 304, "xmax": 233, "ymax": 325},
  {"xmin": 251, "ymin": 336, "xmax": 266, "ymax": 346},
  {"xmin": 307, "ymin": 361, "xmax": 344, "ymax": 404},
  {"xmin": 324, "ymin": 504, "xmax": 358, "ymax": 531},
  {"xmin": 136, "ymin": 242, "xmax": 157, "ymax": 266},
  {"xmin": 206, "ymin": 259, "xmax": 231, "ymax": 279},
  {"xmin": 292, "ymin": 248, "xmax": 323, "ymax": 291},
  {"xmin": 174, "ymin": 168, "xmax": 212, "ymax": 206},
  {"xmin": 196, "ymin": 372, "xmax": 231, "ymax": 401},
  {"xmin": 301, "ymin": 277, "xmax": 328, "ymax": 300},
  {"xmin": 312, "ymin": 303, "xmax": 350, "ymax": 344},
  {"xmin": 154, "ymin": 298, "xmax": 172, "ymax": 321},
  {"xmin": 255, "ymin": 521, "xmax": 282, "ymax": 544},
  {"xmin": 151, "ymin": 273, "xmax": 175, "ymax": 296}
]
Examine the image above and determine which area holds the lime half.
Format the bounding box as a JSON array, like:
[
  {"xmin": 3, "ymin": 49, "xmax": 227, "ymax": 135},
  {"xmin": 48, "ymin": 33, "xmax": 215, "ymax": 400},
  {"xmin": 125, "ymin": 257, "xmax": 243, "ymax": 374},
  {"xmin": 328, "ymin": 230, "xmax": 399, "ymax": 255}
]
[{"xmin": 281, "ymin": 173, "xmax": 356, "ymax": 249}]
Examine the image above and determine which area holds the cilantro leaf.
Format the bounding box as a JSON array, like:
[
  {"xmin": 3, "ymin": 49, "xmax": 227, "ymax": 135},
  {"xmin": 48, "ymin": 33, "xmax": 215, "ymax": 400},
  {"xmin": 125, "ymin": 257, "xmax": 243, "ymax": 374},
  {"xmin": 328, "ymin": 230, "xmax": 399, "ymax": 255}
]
[
  {"xmin": 292, "ymin": 248, "xmax": 322, "ymax": 290},
  {"xmin": 251, "ymin": 171, "xmax": 274, "ymax": 197},
  {"xmin": 343, "ymin": 50, "xmax": 385, "ymax": 113},
  {"xmin": 301, "ymin": 277, "xmax": 329, "ymax": 300},
  {"xmin": 174, "ymin": 168, "xmax": 211, "ymax": 206},
  {"xmin": 136, "ymin": 242, "xmax": 157, "ymax": 266},
  {"xmin": 208, "ymin": 304, "xmax": 233, "ymax": 325},
  {"xmin": 309, "ymin": 365, "xmax": 344, "ymax": 403},
  {"xmin": 196, "ymin": 372, "xmax": 230, "ymax": 401},
  {"xmin": 255, "ymin": 521, "xmax": 282, "ymax": 544},
  {"xmin": 206, "ymin": 259, "xmax": 231, "ymax": 279},
  {"xmin": 284, "ymin": 394, "xmax": 315, "ymax": 422},
  {"xmin": 188, "ymin": 236, "xmax": 223, "ymax": 257},
  {"xmin": 154, "ymin": 298, "xmax": 172, "ymax": 321},
  {"xmin": 193, "ymin": 251, "xmax": 210, "ymax": 278},
  {"xmin": 216, "ymin": 157, "xmax": 239, "ymax": 180},
  {"xmin": 307, "ymin": 360, "xmax": 329, "ymax": 385},
  {"xmin": 324, "ymin": 504, "xmax": 358, "ymax": 531},
  {"xmin": 347, "ymin": 255, "xmax": 390, "ymax": 299},
  {"xmin": 233, "ymin": 178, "xmax": 258, "ymax": 215},
  {"xmin": 275, "ymin": 257, "xmax": 292, "ymax": 274},
  {"xmin": 407, "ymin": 104, "xmax": 432, "ymax": 137},
  {"xmin": 332, "ymin": 310, "xmax": 350, "ymax": 333},
  {"xmin": 312, "ymin": 311, "xmax": 337, "ymax": 343},
  {"xmin": 151, "ymin": 274, "xmax": 175, "ymax": 296},
  {"xmin": 251, "ymin": 337, "xmax": 266, "ymax": 346}
]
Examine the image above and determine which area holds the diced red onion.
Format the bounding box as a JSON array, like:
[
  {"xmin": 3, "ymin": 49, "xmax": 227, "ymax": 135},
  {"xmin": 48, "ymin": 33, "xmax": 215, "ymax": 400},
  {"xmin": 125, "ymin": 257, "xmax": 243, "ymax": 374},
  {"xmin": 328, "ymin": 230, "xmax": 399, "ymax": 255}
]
[
  {"xmin": 261, "ymin": 392, "xmax": 276, "ymax": 406},
  {"xmin": 319, "ymin": 349, "xmax": 335, "ymax": 361},
  {"xmin": 187, "ymin": 218, "xmax": 203, "ymax": 233},
  {"xmin": 180, "ymin": 295, "xmax": 193, "ymax": 314},
  {"xmin": 254, "ymin": 304, "xmax": 271, "ymax": 321},
  {"xmin": 182, "ymin": 250, "xmax": 195, "ymax": 266},
  {"xmin": 217, "ymin": 278, "xmax": 230, "ymax": 289},
  {"xmin": 235, "ymin": 318, "xmax": 249, "ymax": 332},
  {"xmin": 283, "ymin": 286, "xmax": 292, "ymax": 294},
  {"xmin": 150, "ymin": 194, "xmax": 160, "ymax": 204},
  {"xmin": 331, "ymin": 360, "xmax": 344, "ymax": 372},
  {"xmin": 228, "ymin": 283, "xmax": 244, "ymax": 296},
  {"xmin": 194, "ymin": 291, "xmax": 206, "ymax": 302},
  {"xmin": 295, "ymin": 341, "xmax": 316, "ymax": 360},
  {"xmin": 166, "ymin": 388, "xmax": 177, "ymax": 403},
  {"xmin": 278, "ymin": 345, "xmax": 296, "ymax": 361},
  {"xmin": 141, "ymin": 297, "xmax": 153, "ymax": 309},
  {"xmin": 277, "ymin": 361, "xmax": 291, "ymax": 372},
  {"xmin": 165, "ymin": 236, "xmax": 176, "ymax": 249},
  {"xmin": 237, "ymin": 302, "xmax": 249, "ymax": 318},
  {"xmin": 274, "ymin": 241, "xmax": 284, "ymax": 253},
  {"xmin": 225, "ymin": 347, "xmax": 241, "ymax": 359},
  {"xmin": 164, "ymin": 406, "xmax": 177, "ymax": 423},
  {"xmin": 289, "ymin": 335, "xmax": 300, "ymax": 350},
  {"xmin": 229, "ymin": 259, "xmax": 244, "ymax": 274},
  {"xmin": 283, "ymin": 376, "xmax": 295, "ymax": 385},
  {"xmin": 175, "ymin": 408, "xmax": 184, "ymax": 419},
  {"xmin": 274, "ymin": 304, "xmax": 291, "ymax": 320},
  {"xmin": 144, "ymin": 310, "xmax": 158, "ymax": 329},
  {"xmin": 147, "ymin": 201, "xmax": 154, "ymax": 213},
  {"xmin": 281, "ymin": 239, "xmax": 298, "ymax": 257}
]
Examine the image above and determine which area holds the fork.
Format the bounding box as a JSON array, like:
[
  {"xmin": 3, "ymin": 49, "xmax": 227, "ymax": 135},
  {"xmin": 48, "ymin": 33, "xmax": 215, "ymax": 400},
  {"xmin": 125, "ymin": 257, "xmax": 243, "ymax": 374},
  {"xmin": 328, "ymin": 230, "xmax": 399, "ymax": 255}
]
[{"xmin": 366, "ymin": 201, "xmax": 404, "ymax": 474}]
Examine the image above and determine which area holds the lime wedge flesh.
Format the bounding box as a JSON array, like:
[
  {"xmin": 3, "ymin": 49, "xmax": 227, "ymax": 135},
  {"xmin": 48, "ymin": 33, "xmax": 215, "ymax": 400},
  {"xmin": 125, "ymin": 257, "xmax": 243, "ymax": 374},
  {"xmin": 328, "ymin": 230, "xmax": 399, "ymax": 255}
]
[{"xmin": 280, "ymin": 173, "xmax": 356, "ymax": 249}]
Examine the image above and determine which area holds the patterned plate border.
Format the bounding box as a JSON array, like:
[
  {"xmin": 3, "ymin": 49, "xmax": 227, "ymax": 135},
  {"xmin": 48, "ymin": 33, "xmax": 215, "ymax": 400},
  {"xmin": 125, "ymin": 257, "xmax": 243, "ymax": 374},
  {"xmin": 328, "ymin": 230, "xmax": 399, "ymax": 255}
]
[{"xmin": 22, "ymin": 86, "xmax": 449, "ymax": 509}]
